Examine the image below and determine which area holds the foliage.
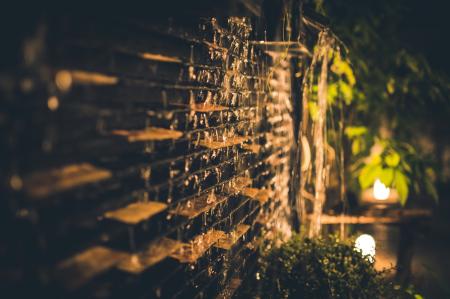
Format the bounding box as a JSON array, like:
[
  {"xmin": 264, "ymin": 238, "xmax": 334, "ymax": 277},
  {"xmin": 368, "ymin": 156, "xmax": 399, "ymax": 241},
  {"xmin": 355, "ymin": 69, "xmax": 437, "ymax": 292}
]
[
  {"xmin": 308, "ymin": 0, "xmax": 448, "ymax": 204},
  {"xmin": 346, "ymin": 133, "xmax": 438, "ymax": 205},
  {"xmin": 255, "ymin": 235, "xmax": 417, "ymax": 299}
]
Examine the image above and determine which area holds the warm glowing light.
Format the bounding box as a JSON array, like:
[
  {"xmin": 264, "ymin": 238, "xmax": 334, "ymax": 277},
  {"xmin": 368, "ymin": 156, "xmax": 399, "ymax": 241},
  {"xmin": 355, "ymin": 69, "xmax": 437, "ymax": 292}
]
[
  {"xmin": 373, "ymin": 179, "xmax": 390, "ymax": 200},
  {"xmin": 355, "ymin": 234, "xmax": 376, "ymax": 260},
  {"xmin": 47, "ymin": 96, "xmax": 59, "ymax": 111},
  {"xmin": 55, "ymin": 70, "xmax": 72, "ymax": 91}
]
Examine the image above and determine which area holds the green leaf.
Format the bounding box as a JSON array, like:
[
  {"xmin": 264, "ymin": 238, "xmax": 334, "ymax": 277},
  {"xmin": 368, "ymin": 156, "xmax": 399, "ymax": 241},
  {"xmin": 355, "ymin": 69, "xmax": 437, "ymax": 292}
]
[
  {"xmin": 344, "ymin": 126, "xmax": 368, "ymax": 138},
  {"xmin": 328, "ymin": 83, "xmax": 338, "ymax": 105},
  {"xmin": 385, "ymin": 151, "xmax": 400, "ymax": 167},
  {"xmin": 359, "ymin": 164, "xmax": 383, "ymax": 189},
  {"xmin": 386, "ymin": 78, "xmax": 395, "ymax": 94},
  {"xmin": 352, "ymin": 139, "xmax": 361, "ymax": 155},
  {"xmin": 339, "ymin": 81, "xmax": 354, "ymax": 105},
  {"xmin": 402, "ymin": 143, "xmax": 417, "ymax": 154},
  {"xmin": 425, "ymin": 167, "xmax": 436, "ymax": 181},
  {"xmin": 406, "ymin": 55, "xmax": 420, "ymax": 74},
  {"xmin": 369, "ymin": 154, "xmax": 382, "ymax": 165},
  {"xmin": 352, "ymin": 140, "xmax": 360, "ymax": 155},
  {"xmin": 394, "ymin": 171, "xmax": 409, "ymax": 205},
  {"xmin": 379, "ymin": 168, "xmax": 394, "ymax": 186},
  {"xmin": 331, "ymin": 56, "xmax": 356, "ymax": 86},
  {"xmin": 308, "ymin": 101, "xmax": 319, "ymax": 121},
  {"xmin": 355, "ymin": 90, "xmax": 366, "ymax": 101},
  {"xmin": 401, "ymin": 160, "xmax": 412, "ymax": 173},
  {"xmin": 424, "ymin": 177, "xmax": 438, "ymax": 203}
]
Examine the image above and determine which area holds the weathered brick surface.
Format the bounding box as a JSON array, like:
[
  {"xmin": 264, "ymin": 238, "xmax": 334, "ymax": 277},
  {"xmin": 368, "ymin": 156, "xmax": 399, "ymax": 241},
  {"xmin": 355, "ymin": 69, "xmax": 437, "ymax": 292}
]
[{"xmin": 0, "ymin": 16, "xmax": 294, "ymax": 298}]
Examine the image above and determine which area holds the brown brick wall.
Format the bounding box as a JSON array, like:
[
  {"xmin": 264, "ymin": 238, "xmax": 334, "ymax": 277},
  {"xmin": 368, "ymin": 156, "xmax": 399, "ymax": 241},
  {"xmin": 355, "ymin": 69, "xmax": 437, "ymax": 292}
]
[{"xmin": 0, "ymin": 15, "xmax": 295, "ymax": 299}]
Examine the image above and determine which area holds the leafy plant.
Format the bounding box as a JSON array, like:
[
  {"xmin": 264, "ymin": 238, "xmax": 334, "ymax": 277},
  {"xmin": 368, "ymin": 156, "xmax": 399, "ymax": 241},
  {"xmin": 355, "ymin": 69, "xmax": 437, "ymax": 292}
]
[
  {"xmin": 252, "ymin": 235, "xmax": 416, "ymax": 299},
  {"xmin": 309, "ymin": 0, "xmax": 448, "ymax": 205},
  {"xmin": 318, "ymin": 46, "xmax": 438, "ymax": 206},
  {"xmin": 346, "ymin": 132, "xmax": 438, "ymax": 205}
]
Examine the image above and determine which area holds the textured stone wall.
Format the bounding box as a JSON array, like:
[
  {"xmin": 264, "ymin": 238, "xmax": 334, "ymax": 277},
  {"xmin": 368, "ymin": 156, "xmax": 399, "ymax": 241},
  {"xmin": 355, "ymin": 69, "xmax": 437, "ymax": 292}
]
[{"xmin": 0, "ymin": 15, "xmax": 294, "ymax": 299}]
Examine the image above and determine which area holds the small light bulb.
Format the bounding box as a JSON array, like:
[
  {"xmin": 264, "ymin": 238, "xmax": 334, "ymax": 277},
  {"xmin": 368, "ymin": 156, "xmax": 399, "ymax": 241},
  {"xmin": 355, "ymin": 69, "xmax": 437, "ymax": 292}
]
[
  {"xmin": 355, "ymin": 234, "xmax": 376, "ymax": 261},
  {"xmin": 47, "ymin": 96, "xmax": 59, "ymax": 111},
  {"xmin": 373, "ymin": 179, "xmax": 390, "ymax": 200},
  {"xmin": 55, "ymin": 70, "xmax": 73, "ymax": 91}
]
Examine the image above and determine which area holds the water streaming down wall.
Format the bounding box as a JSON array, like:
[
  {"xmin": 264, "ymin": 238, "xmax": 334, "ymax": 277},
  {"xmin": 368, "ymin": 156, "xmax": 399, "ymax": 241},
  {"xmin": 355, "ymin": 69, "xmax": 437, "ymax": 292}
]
[{"xmin": 0, "ymin": 15, "xmax": 297, "ymax": 298}]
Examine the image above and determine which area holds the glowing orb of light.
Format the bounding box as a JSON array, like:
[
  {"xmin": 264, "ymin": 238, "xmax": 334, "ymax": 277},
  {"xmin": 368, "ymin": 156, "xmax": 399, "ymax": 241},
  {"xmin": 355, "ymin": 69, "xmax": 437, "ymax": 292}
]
[
  {"xmin": 373, "ymin": 179, "xmax": 390, "ymax": 200},
  {"xmin": 355, "ymin": 234, "xmax": 376, "ymax": 260}
]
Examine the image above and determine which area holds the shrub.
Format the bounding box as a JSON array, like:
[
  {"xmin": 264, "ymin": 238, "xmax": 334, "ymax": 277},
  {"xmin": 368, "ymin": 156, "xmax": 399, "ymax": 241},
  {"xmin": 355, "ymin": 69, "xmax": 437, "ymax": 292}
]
[{"xmin": 255, "ymin": 235, "xmax": 415, "ymax": 299}]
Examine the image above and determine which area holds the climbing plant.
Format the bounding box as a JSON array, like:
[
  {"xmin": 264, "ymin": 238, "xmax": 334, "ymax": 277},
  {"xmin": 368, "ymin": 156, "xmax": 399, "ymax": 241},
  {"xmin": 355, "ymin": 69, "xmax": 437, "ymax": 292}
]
[{"xmin": 308, "ymin": 0, "xmax": 448, "ymax": 205}]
